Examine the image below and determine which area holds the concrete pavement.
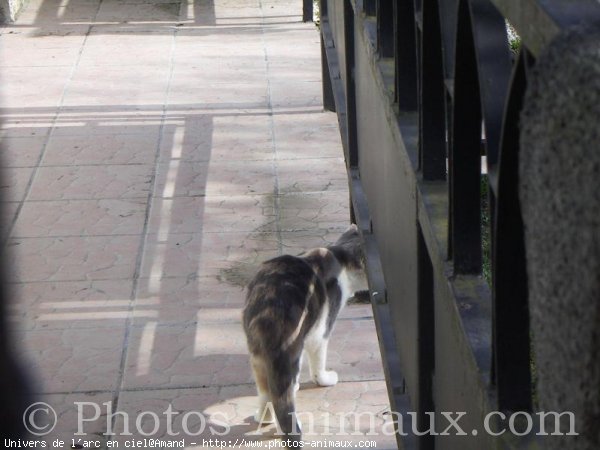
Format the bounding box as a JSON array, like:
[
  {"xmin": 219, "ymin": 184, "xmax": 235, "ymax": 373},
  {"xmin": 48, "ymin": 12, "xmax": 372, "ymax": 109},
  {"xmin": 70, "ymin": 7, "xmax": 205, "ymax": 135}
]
[{"xmin": 1, "ymin": 0, "xmax": 398, "ymax": 448}]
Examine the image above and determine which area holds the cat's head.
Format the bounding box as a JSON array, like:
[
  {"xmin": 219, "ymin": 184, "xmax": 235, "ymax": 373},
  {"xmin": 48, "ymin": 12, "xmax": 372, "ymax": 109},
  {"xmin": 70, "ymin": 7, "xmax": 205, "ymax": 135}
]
[
  {"xmin": 335, "ymin": 223, "xmax": 359, "ymax": 243},
  {"xmin": 333, "ymin": 224, "xmax": 365, "ymax": 270},
  {"xmin": 334, "ymin": 224, "xmax": 368, "ymax": 294}
]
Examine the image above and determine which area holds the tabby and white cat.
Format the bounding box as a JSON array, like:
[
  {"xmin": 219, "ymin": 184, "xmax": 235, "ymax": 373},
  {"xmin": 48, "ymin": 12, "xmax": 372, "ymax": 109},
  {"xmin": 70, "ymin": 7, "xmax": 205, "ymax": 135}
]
[{"xmin": 242, "ymin": 225, "xmax": 367, "ymax": 444}]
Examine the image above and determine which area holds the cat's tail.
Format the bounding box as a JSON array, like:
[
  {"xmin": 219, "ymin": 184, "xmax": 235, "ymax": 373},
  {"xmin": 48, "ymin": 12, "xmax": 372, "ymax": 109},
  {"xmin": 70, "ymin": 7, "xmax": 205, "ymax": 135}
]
[{"xmin": 266, "ymin": 355, "xmax": 303, "ymax": 448}]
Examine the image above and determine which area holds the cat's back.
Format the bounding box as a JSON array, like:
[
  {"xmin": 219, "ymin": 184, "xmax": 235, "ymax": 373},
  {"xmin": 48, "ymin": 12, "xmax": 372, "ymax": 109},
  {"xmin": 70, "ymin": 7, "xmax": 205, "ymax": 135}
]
[
  {"xmin": 244, "ymin": 254, "xmax": 316, "ymax": 310},
  {"xmin": 243, "ymin": 254, "xmax": 321, "ymax": 352}
]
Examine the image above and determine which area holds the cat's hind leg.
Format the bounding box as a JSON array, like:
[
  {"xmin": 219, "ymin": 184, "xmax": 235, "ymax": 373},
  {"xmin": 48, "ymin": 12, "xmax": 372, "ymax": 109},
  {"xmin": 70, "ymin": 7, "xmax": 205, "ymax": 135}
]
[
  {"xmin": 294, "ymin": 351, "xmax": 304, "ymax": 393},
  {"xmin": 306, "ymin": 337, "xmax": 338, "ymax": 387},
  {"xmin": 250, "ymin": 355, "xmax": 275, "ymax": 423}
]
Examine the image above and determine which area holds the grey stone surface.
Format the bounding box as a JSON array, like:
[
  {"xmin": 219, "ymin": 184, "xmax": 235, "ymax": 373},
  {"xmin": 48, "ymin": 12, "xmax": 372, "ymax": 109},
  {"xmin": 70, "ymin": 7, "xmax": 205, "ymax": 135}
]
[
  {"xmin": 520, "ymin": 24, "xmax": 600, "ymax": 449},
  {"xmin": 0, "ymin": 0, "xmax": 26, "ymax": 22}
]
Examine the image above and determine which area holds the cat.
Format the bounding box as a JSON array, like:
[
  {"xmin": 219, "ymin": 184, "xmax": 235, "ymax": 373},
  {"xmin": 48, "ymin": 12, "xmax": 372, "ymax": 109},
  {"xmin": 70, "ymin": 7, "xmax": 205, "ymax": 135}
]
[{"xmin": 242, "ymin": 225, "xmax": 367, "ymax": 445}]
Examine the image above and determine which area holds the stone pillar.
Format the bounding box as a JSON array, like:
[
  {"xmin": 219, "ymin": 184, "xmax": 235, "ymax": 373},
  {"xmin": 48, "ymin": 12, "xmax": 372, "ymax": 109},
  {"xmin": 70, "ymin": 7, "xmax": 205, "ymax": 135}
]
[
  {"xmin": 0, "ymin": 0, "xmax": 26, "ymax": 23},
  {"xmin": 520, "ymin": 24, "xmax": 600, "ymax": 450}
]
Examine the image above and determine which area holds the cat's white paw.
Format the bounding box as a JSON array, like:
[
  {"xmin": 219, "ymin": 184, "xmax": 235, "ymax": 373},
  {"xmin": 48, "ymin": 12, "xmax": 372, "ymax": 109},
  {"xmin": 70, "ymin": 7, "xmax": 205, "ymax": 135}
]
[
  {"xmin": 254, "ymin": 407, "xmax": 275, "ymax": 424},
  {"xmin": 314, "ymin": 370, "xmax": 338, "ymax": 386}
]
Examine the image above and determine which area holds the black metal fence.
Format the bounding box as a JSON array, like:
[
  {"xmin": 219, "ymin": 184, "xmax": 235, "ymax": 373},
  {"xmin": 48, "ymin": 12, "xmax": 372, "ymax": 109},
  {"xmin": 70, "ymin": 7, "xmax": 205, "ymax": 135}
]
[{"xmin": 314, "ymin": 0, "xmax": 600, "ymax": 449}]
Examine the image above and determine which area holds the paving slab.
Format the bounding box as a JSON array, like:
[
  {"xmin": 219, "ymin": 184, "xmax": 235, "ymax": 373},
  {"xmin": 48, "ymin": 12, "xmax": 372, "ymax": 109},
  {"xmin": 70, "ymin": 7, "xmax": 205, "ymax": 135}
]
[
  {"xmin": 13, "ymin": 199, "xmax": 148, "ymax": 237},
  {"xmin": 7, "ymin": 279, "xmax": 135, "ymax": 331},
  {"xmin": 1, "ymin": 0, "xmax": 398, "ymax": 448}
]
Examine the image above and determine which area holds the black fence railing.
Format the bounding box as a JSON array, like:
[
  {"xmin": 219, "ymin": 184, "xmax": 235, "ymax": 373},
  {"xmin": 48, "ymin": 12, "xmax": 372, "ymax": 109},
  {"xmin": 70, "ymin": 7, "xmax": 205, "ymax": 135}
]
[{"xmin": 318, "ymin": 0, "xmax": 600, "ymax": 449}]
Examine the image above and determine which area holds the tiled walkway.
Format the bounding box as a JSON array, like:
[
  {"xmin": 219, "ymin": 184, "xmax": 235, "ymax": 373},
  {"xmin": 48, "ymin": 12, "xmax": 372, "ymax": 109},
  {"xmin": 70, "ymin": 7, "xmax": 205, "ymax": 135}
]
[{"xmin": 1, "ymin": 0, "xmax": 397, "ymax": 448}]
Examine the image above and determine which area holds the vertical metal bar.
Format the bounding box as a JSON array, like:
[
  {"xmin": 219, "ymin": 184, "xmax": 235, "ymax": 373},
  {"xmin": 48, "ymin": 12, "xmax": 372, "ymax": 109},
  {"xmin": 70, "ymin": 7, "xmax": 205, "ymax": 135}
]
[
  {"xmin": 320, "ymin": 0, "xmax": 328, "ymax": 17},
  {"xmin": 320, "ymin": 36, "xmax": 336, "ymax": 112},
  {"xmin": 303, "ymin": 0, "xmax": 313, "ymax": 22},
  {"xmin": 414, "ymin": 0, "xmax": 423, "ymax": 171},
  {"xmin": 414, "ymin": 0, "xmax": 423, "ymax": 24},
  {"xmin": 417, "ymin": 226, "xmax": 435, "ymax": 450},
  {"xmin": 420, "ymin": 0, "xmax": 446, "ymax": 181},
  {"xmin": 377, "ymin": 0, "xmax": 394, "ymax": 57},
  {"xmin": 468, "ymin": 0, "xmax": 512, "ymax": 188},
  {"xmin": 493, "ymin": 50, "xmax": 532, "ymax": 412},
  {"xmin": 394, "ymin": 0, "xmax": 418, "ymax": 110},
  {"xmin": 319, "ymin": 0, "xmax": 335, "ymax": 112},
  {"xmin": 450, "ymin": 0, "xmax": 482, "ymax": 274},
  {"xmin": 344, "ymin": 0, "xmax": 358, "ymax": 168},
  {"xmin": 438, "ymin": 0, "xmax": 458, "ymax": 79}
]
